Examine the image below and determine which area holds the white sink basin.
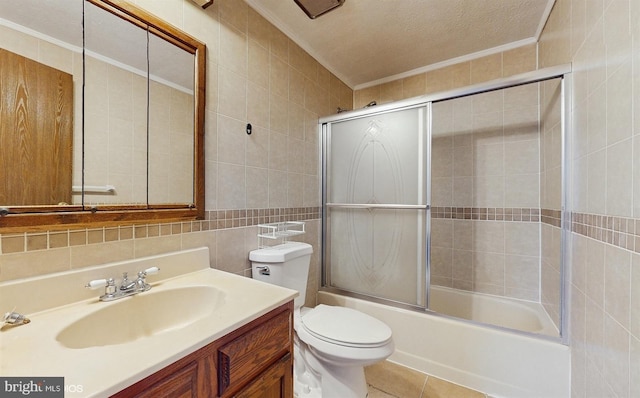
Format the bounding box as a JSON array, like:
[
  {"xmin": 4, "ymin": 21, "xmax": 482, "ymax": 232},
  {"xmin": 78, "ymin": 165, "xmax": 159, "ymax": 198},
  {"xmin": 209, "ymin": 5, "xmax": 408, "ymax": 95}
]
[{"xmin": 56, "ymin": 286, "xmax": 225, "ymax": 349}]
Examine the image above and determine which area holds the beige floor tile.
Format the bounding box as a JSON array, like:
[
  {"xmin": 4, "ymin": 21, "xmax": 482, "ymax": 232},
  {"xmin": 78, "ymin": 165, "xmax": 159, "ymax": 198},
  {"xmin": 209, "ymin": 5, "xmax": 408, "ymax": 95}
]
[
  {"xmin": 421, "ymin": 376, "xmax": 486, "ymax": 398},
  {"xmin": 365, "ymin": 361, "xmax": 427, "ymax": 398},
  {"xmin": 367, "ymin": 386, "xmax": 398, "ymax": 398}
]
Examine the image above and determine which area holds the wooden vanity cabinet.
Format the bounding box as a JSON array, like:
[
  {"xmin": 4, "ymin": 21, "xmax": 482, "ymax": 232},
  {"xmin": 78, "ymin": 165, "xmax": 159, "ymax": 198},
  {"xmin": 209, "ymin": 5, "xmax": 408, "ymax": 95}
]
[{"xmin": 111, "ymin": 301, "xmax": 293, "ymax": 398}]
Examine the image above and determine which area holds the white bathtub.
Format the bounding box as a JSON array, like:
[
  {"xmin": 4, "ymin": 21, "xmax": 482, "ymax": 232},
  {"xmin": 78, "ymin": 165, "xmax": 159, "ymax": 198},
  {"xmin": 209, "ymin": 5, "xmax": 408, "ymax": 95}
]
[
  {"xmin": 318, "ymin": 290, "xmax": 570, "ymax": 398},
  {"xmin": 429, "ymin": 286, "xmax": 559, "ymax": 336}
]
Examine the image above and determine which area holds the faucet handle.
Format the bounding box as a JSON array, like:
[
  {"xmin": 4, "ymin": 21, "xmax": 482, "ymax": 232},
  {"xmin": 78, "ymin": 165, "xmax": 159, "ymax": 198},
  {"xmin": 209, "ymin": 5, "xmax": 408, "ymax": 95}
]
[
  {"xmin": 144, "ymin": 266, "xmax": 160, "ymax": 275},
  {"xmin": 135, "ymin": 267, "xmax": 159, "ymax": 280},
  {"xmin": 3, "ymin": 310, "xmax": 30, "ymax": 326},
  {"xmin": 86, "ymin": 278, "xmax": 117, "ymax": 293},
  {"xmin": 135, "ymin": 267, "xmax": 159, "ymax": 292},
  {"xmin": 86, "ymin": 279, "xmax": 108, "ymax": 289},
  {"xmin": 86, "ymin": 278, "xmax": 117, "ymax": 300}
]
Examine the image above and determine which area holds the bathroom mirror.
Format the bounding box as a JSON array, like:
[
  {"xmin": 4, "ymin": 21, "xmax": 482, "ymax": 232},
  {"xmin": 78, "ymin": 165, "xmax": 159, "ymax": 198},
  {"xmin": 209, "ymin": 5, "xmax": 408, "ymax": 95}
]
[{"xmin": 0, "ymin": 0, "xmax": 206, "ymax": 231}]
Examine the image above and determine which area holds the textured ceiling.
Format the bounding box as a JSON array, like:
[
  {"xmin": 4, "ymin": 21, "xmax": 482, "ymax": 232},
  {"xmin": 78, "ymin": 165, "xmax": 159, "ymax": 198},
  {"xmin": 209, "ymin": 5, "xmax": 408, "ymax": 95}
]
[{"xmin": 246, "ymin": 0, "xmax": 555, "ymax": 89}]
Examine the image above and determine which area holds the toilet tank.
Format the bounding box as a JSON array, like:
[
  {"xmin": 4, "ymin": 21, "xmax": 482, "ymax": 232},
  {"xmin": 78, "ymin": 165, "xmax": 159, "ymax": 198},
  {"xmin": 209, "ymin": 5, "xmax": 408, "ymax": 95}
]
[{"xmin": 249, "ymin": 242, "xmax": 313, "ymax": 308}]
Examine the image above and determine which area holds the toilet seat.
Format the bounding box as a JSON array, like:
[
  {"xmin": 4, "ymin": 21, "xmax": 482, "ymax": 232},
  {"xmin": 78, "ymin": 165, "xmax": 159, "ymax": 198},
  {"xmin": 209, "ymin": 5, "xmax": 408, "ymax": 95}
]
[
  {"xmin": 295, "ymin": 305, "xmax": 395, "ymax": 367},
  {"xmin": 300, "ymin": 305, "xmax": 392, "ymax": 348}
]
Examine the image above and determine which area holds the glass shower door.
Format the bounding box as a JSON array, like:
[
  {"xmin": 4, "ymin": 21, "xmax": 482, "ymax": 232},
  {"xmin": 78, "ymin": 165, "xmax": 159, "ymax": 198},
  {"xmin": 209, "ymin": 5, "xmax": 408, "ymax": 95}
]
[{"xmin": 323, "ymin": 106, "xmax": 429, "ymax": 308}]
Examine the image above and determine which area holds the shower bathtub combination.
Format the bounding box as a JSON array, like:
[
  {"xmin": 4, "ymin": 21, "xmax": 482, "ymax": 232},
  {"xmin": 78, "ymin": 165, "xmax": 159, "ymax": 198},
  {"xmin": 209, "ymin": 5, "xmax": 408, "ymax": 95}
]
[{"xmin": 318, "ymin": 65, "xmax": 572, "ymax": 397}]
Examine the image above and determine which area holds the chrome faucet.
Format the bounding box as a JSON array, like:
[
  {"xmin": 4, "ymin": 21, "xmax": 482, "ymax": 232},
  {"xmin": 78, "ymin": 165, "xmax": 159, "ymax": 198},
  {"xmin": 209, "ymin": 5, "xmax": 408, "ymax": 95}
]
[
  {"xmin": 2, "ymin": 310, "xmax": 30, "ymax": 327},
  {"xmin": 119, "ymin": 272, "xmax": 136, "ymax": 292},
  {"xmin": 86, "ymin": 267, "xmax": 160, "ymax": 302}
]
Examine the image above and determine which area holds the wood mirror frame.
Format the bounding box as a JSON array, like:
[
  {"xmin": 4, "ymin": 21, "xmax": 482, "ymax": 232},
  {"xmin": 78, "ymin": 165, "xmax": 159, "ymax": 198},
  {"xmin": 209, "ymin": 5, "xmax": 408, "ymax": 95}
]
[{"xmin": 0, "ymin": 0, "xmax": 206, "ymax": 232}]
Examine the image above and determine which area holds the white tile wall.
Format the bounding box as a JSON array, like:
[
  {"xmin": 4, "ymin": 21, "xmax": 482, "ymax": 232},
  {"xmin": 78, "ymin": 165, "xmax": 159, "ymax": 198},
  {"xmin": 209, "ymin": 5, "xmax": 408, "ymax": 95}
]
[{"xmin": 540, "ymin": 0, "xmax": 640, "ymax": 395}]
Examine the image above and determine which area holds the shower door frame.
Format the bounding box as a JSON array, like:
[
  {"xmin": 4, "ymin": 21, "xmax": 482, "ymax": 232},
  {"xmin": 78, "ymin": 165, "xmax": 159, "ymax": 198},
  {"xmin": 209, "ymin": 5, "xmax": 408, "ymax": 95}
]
[
  {"xmin": 321, "ymin": 103, "xmax": 432, "ymax": 311},
  {"xmin": 320, "ymin": 63, "xmax": 572, "ymax": 342}
]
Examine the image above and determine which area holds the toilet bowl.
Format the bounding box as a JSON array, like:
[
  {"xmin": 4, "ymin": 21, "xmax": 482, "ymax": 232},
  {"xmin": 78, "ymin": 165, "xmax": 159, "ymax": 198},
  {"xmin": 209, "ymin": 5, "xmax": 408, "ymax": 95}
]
[{"xmin": 250, "ymin": 242, "xmax": 394, "ymax": 398}]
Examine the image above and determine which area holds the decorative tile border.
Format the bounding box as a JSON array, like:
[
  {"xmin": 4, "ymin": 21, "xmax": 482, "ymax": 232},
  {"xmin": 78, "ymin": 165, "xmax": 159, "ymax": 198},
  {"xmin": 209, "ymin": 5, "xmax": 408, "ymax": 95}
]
[
  {"xmin": 205, "ymin": 207, "xmax": 321, "ymax": 229},
  {"xmin": 541, "ymin": 209, "xmax": 562, "ymax": 228},
  {"xmin": 4, "ymin": 206, "xmax": 639, "ymax": 256},
  {"xmin": 0, "ymin": 207, "xmax": 321, "ymax": 255},
  {"xmin": 572, "ymin": 212, "xmax": 640, "ymax": 253},
  {"xmin": 431, "ymin": 207, "xmax": 541, "ymax": 222}
]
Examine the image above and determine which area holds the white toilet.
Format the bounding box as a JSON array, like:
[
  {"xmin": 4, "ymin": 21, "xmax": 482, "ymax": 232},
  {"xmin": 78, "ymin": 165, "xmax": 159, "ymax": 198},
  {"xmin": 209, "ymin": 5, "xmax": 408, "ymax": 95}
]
[{"xmin": 250, "ymin": 242, "xmax": 394, "ymax": 398}]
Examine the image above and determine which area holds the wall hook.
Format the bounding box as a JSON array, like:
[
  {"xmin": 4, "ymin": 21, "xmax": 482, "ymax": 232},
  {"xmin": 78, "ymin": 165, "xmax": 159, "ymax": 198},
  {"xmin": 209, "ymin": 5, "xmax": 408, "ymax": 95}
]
[{"xmin": 246, "ymin": 123, "xmax": 252, "ymax": 135}]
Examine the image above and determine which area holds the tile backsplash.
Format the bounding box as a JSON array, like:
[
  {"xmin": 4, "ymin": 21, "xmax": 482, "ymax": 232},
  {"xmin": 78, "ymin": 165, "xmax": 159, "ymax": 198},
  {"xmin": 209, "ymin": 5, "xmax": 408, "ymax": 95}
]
[{"xmin": 0, "ymin": 208, "xmax": 320, "ymax": 282}]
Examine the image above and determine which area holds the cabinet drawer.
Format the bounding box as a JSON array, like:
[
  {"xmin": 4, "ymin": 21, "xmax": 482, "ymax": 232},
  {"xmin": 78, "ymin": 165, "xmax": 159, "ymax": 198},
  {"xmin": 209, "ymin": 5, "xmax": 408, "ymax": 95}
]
[{"xmin": 218, "ymin": 310, "xmax": 291, "ymax": 396}]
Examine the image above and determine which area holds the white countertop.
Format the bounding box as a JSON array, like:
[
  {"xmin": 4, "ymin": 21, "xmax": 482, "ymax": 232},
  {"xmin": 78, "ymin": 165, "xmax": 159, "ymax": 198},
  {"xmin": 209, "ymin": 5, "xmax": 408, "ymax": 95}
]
[{"xmin": 0, "ymin": 248, "xmax": 297, "ymax": 397}]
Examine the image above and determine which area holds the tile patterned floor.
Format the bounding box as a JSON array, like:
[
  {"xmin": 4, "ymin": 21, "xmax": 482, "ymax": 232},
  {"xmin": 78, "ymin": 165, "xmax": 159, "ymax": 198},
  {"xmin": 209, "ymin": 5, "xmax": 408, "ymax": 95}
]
[{"xmin": 365, "ymin": 361, "xmax": 488, "ymax": 398}]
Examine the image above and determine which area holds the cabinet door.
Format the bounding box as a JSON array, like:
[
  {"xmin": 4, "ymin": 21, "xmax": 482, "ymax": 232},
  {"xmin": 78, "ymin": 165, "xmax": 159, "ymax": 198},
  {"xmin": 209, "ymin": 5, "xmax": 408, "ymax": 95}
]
[
  {"xmin": 0, "ymin": 48, "xmax": 73, "ymax": 205},
  {"xmin": 234, "ymin": 354, "xmax": 292, "ymax": 398},
  {"xmin": 111, "ymin": 345, "xmax": 217, "ymax": 398},
  {"xmin": 218, "ymin": 310, "xmax": 291, "ymax": 396},
  {"xmin": 132, "ymin": 362, "xmax": 198, "ymax": 398}
]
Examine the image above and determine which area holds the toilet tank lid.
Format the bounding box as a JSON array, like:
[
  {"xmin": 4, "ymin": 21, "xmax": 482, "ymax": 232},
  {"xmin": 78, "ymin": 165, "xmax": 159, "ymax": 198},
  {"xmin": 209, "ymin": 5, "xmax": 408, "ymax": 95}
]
[{"xmin": 249, "ymin": 242, "xmax": 313, "ymax": 263}]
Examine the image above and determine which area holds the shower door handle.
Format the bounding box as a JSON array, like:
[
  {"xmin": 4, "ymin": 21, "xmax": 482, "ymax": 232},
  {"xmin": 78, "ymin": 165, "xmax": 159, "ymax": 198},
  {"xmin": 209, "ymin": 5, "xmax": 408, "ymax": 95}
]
[{"xmin": 326, "ymin": 203, "xmax": 427, "ymax": 210}]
